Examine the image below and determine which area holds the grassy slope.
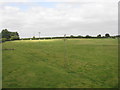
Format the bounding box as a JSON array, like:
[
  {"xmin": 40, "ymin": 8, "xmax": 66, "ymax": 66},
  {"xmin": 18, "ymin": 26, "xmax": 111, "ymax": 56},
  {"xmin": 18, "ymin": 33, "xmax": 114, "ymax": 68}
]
[{"xmin": 2, "ymin": 39, "xmax": 118, "ymax": 88}]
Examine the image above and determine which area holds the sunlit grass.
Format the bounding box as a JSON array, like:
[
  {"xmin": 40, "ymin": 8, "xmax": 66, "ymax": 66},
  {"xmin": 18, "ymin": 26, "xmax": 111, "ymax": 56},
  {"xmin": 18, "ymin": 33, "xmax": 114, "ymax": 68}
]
[
  {"xmin": 13, "ymin": 39, "xmax": 63, "ymax": 42},
  {"xmin": 2, "ymin": 39, "xmax": 118, "ymax": 88}
]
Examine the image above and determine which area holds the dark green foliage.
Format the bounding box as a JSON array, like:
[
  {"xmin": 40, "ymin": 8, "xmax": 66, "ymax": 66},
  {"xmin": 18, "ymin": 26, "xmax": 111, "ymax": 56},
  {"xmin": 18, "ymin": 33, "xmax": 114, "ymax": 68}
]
[
  {"xmin": 1, "ymin": 29, "xmax": 20, "ymax": 41},
  {"xmin": 32, "ymin": 36, "xmax": 36, "ymax": 40},
  {"xmin": 105, "ymin": 33, "xmax": 110, "ymax": 38},
  {"xmin": 22, "ymin": 34, "xmax": 119, "ymax": 40},
  {"xmin": 70, "ymin": 35, "xmax": 74, "ymax": 38},
  {"xmin": 1, "ymin": 29, "xmax": 11, "ymax": 39},
  {"xmin": 78, "ymin": 35, "xmax": 83, "ymax": 38},
  {"xmin": 97, "ymin": 34, "xmax": 101, "ymax": 38},
  {"xmin": 10, "ymin": 36, "xmax": 19, "ymax": 40},
  {"xmin": 85, "ymin": 35, "xmax": 91, "ymax": 38},
  {"xmin": 116, "ymin": 35, "xmax": 120, "ymax": 38}
]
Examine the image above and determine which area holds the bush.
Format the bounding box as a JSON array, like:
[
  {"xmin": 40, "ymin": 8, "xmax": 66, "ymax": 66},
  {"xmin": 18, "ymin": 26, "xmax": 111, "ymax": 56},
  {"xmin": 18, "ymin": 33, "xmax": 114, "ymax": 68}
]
[{"xmin": 10, "ymin": 36, "xmax": 19, "ymax": 40}]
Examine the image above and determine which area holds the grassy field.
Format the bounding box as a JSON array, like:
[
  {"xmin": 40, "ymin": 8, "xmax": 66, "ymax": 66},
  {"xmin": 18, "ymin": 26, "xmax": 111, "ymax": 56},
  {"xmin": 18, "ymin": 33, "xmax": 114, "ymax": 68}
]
[{"xmin": 2, "ymin": 39, "xmax": 118, "ymax": 88}]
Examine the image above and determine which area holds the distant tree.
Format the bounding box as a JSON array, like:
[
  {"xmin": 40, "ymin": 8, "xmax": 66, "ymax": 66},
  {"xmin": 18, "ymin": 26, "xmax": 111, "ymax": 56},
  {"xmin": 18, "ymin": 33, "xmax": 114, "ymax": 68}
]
[
  {"xmin": 116, "ymin": 35, "xmax": 120, "ymax": 38},
  {"xmin": 105, "ymin": 33, "xmax": 110, "ymax": 38},
  {"xmin": 78, "ymin": 35, "xmax": 83, "ymax": 38},
  {"xmin": 85, "ymin": 35, "xmax": 91, "ymax": 38},
  {"xmin": 70, "ymin": 35, "xmax": 74, "ymax": 38},
  {"xmin": 32, "ymin": 36, "xmax": 36, "ymax": 40},
  {"xmin": 97, "ymin": 34, "xmax": 101, "ymax": 38}
]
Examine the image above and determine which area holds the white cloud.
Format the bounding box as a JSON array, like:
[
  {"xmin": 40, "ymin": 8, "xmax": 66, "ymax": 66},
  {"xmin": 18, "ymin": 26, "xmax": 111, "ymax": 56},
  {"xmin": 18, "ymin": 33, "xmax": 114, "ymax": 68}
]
[{"xmin": 0, "ymin": 1, "xmax": 118, "ymax": 38}]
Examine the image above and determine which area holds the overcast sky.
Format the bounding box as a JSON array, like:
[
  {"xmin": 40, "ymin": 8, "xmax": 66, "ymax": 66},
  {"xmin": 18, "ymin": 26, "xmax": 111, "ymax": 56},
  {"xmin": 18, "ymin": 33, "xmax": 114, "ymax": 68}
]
[{"xmin": 0, "ymin": 0, "xmax": 118, "ymax": 38}]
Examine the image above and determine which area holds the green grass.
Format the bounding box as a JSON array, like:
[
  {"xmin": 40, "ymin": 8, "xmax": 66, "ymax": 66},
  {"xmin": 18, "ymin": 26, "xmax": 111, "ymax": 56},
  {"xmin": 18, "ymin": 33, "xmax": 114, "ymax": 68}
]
[{"xmin": 2, "ymin": 39, "xmax": 118, "ymax": 88}]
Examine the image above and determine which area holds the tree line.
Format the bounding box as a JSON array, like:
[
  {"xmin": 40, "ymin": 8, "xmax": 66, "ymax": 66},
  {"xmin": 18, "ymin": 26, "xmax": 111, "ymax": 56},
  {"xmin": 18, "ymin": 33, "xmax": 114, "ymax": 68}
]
[
  {"xmin": 0, "ymin": 29, "xmax": 120, "ymax": 42},
  {"xmin": 24, "ymin": 33, "xmax": 120, "ymax": 40}
]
